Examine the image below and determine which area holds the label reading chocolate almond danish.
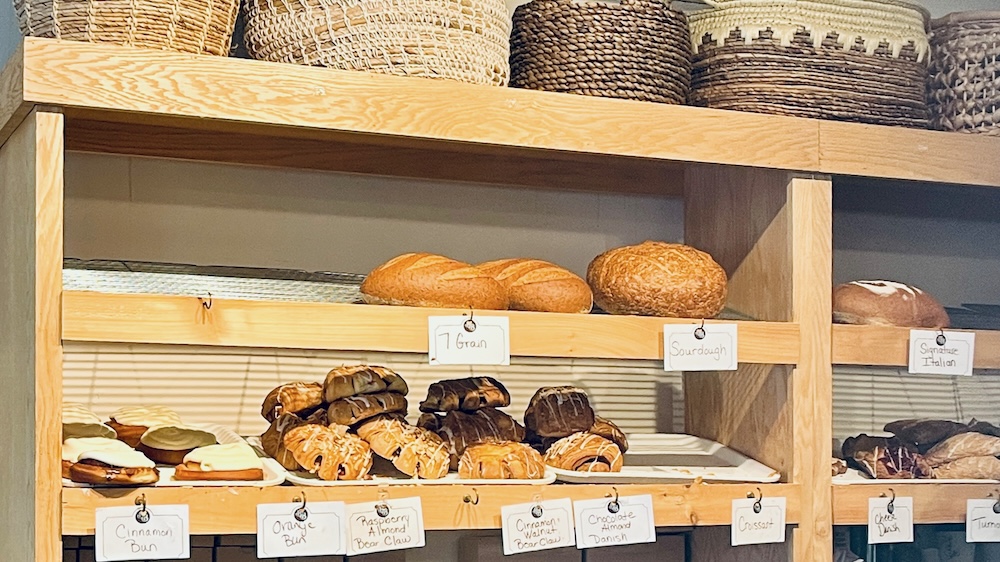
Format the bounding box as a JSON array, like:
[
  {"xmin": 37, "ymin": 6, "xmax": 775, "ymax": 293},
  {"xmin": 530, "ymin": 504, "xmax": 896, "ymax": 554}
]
[
  {"xmin": 573, "ymin": 494, "xmax": 655, "ymax": 550},
  {"xmin": 428, "ymin": 316, "xmax": 510, "ymax": 366},
  {"xmin": 345, "ymin": 496, "xmax": 426, "ymax": 556},
  {"xmin": 663, "ymin": 324, "xmax": 738, "ymax": 371}
]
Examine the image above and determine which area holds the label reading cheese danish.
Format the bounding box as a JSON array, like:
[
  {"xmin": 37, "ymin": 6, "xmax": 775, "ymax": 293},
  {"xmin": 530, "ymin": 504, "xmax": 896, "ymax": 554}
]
[
  {"xmin": 663, "ymin": 323, "xmax": 738, "ymax": 371},
  {"xmin": 908, "ymin": 329, "xmax": 975, "ymax": 376},
  {"xmin": 256, "ymin": 501, "xmax": 346, "ymax": 558},
  {"xmin": 345, "ymin": 496, "xmax": 426, "ymax": 556},
  {"xmin": 428, "ymin": 316, "xmax": 510, "ymax": 366},
  {"xmin": 95, "ymin": 504, "xmax": 189, "ymax": 561},
  {"xmin": 573, "ymin": 494, "xmax": 655, "ymax": 550},
  {"xmin": 868, "ymin": 496, "xmax": 914, "ymax": 544},
  {"xmin": 731, "ymin": 497, "xmax": 787, "ymax": 546},
  {"xmin": 501, "ymin": 498, "xmax": 575, "ymax": 555}
]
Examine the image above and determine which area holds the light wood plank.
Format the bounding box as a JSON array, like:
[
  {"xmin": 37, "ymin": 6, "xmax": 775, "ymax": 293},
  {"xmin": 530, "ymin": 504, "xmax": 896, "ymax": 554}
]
[
  {"xmin": 62, "ymin": 292, "xmax": 801, "ymax": 364},
  {"xmin": 833, "ymin": 325, "xmax": 1000, "ymax": 369},
  {"xmin": 0, "ymin": 42, "xmax": 31, "ymax": 147},
  {"xmin": 833, "ymin": 483, "xmax": 1000, "ymax": 525}
]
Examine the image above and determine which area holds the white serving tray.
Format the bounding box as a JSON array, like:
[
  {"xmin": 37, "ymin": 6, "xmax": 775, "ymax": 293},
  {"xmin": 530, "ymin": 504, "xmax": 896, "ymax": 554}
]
[
  {"xmin": 550, "ymin": 433, "xmax": 781, "ymax": 484},
  {"xmin": 833, "ymin": 467, "xmax": 999, "ymax": 485}
]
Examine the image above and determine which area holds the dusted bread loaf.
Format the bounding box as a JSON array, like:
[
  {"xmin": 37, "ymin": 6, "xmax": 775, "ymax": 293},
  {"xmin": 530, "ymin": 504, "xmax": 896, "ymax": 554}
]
[
  {"xmin": 477, "ymin": 258, "xmax": 593, "ymax": 313},
  {"xmin": 361, "ymin": 253, "xmax": 508, "ymax": 310},
  {"xmin": 833, "ymin": 280, "xmax": 949, "ymax": 328},
  {"xmin": 587, "ymin": 241, "xmax": 727, "ymax": 318}
]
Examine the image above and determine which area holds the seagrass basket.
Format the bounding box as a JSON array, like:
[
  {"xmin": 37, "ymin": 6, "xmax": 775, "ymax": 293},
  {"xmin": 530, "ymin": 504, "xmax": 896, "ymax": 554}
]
[
  {"xmin": 15, "ymin": 0, "xmax": 240, "ymax": 56},
  {"xmin": 688, "ymin": 0, "xmax": 932, "ymax": 128},
  {"xmin": 928, "ymin": 12, "xmax": 1000, "ymax": 135},
  {"xmin": 242, "ymin": 0, "xmax": 511, "ymax": 86},
  {"xmin": 509, "ymin": 0, "xmax": 692, "ymax": 104}
]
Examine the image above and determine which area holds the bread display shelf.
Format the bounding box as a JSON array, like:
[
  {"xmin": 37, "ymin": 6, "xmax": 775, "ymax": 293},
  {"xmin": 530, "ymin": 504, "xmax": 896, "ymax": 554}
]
[
  {"xmin": 832, "ymin": 482, "xmax": 999, "ymax": 524},
  {"xmin": 832, "ymin": 325, "xmax": 1000, "ymax": 369},
  {"xmin": 62, "ymin": 291, "xmax": 801, "ymax": 363},
  {"xmin": 61, "ymin": 482, "xmax": 801, "ymax": 534}
]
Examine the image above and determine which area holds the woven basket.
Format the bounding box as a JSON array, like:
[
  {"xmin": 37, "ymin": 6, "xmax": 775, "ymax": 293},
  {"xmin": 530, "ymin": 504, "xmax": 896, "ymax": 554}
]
[
  {"xmin": 688, "ymin": 0, "xmax": 931, "ymax": 128},
  {"xmin": 509, "ymin": 0, "xmax": 692, "ymax": 104},
  {"xmin": 243, "ymin": 0, "xmax": 511, "ymax": 86},
  {"xmin": 928, "ymin": 11, "xmax": 1000, "ymax": 135},
  {"xmin": 15, "ymin": 0, "xmax": 240, "ymax": 55}
]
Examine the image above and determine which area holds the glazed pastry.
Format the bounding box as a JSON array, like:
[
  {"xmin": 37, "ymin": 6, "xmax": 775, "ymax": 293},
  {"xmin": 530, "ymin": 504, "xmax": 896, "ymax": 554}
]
[
  {"xmin": 589, "ymin": 416, "xmax": 628, "ymax": 453},
  {"xmin": 62, "ymin": 437, "xmax": 131, "ymax": 479},
  {"xmin": 418, "ymin": 377, "xmax": 510, "ymax": 412},
  {"xmin": 260, "ymin": 413, "xmax": 307, "ymax": 471},
  {"xmin": 932, "ymin": 456, "xmax": 1000, "ymax": 479},
  {"xmin": 923, "ymin": 433, "xmax": 1000, "ymax": 467},
  {"xmin": 137, "ymin": 426, "xmax": 217, "ymax": 465},
  {"xmin": 458, "ymin": 441, "xmax": 547, "ymax": 480},
  {"xmin": 327, "ymin": 392, "xmax": 407, "ymax": 426},
  {"xmin": 543, "ymin": 432, "xmax": 623, "ymax": 473},
  {"xmin": 323, "ymin": 365, "xmax": 408, "ymax": 403},
  {"xmin": 523, "ymin": 386, "xmax": 595, "ymax": 438},
  {"xmin": 422, "ymin": 408, "xmax": 526, "ymax": 468},
  {"xmin": 63, "ymin": 403, "xmax": 117, "ymax": 440},
  {"xmin": 261, "ymin": 382, "xmax": 325, "ymax": 422},
  {"xmin": 173, "ymin": 443, "xmax": 265, "ymax": 481},
  {"xmin": 832, "ymin": 458, "xmax": 848, "ymax": 477},
  {"xmin": 355, "ymin": 414, "xmax": 449, "ymax": 479},
  {"xmin": 282, "ymin": 424, "xmax": 373, "ymax": 481},
  {"xmin": 852, "ymin": 445, "xmax": 933, "ymax": 479},
  {"xmin": 65, "ymin": 438, "xmax": 159, "ymax": 485},
  {"xmin": 108, "ymin": 406, "xmax": 183, "ymax": 448},
  {"xmin": 884, "ymin": 419, "xmax": 970, "ymax": 452}
]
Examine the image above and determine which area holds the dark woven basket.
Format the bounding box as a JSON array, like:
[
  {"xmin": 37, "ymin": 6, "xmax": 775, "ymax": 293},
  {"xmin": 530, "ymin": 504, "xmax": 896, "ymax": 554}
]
[
  {"xmin": 509, "ymin": 0, "xmax": 692, "ymax": 104},
  {"xmin": 928, "ymin": 11, "xmax": 1000, "ymax": 135}
]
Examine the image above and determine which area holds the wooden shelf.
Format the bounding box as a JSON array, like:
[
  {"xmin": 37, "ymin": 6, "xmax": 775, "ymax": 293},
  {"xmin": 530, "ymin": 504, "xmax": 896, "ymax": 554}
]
[
  {"xmin": 832, "ymin": 325, "xmax": 1000, "ymax": 369},
  {"xmin": 62, "ymin": 291, "xmax": 800, "ymax": 363},
  {"xmin": 62, "ymin": 482, "xmax": 801, "ymax": 534},
  {"xmin": 833, "ymin": 482, "xmax": 998, "ymax": 525}
]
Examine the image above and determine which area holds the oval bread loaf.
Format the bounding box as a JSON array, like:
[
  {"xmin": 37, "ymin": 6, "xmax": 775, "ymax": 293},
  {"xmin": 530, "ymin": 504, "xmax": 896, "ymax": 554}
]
[
  {"xmin": 832, "ymin": 280, "xmax": 949, "ymax": 328},
  {"xmin": 477, "ymin": 258, "xmax": 592, "ymax": 313},
  {"xmin": 361, "ymin": 253, "xmax": 508, "ymax": 310}
]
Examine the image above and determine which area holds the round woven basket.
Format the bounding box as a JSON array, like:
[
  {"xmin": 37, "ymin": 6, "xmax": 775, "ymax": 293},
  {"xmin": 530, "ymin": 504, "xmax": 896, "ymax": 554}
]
[
  {"xmin": 243, "ymin": 0, "xmax": 511, "ymax": 86},
  {"xmin": 688, "ymin": 0, "xmax": 931, "ymax": 128},
  {"xmin": 928, "ymin": 11, "xmax": 1000, "ymax": 135},
  {"xmin": 509, "ymin": 0, "xmax": 692, "ymax": 104},
  {"xmin": 15, "ymin": 0, "xmax": 240, "ymax": 56}
]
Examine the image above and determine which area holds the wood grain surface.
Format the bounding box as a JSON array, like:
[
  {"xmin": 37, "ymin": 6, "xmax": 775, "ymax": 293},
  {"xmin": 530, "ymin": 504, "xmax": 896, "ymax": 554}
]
[
  {"xmin": 0, "ymin": 43, "xmax": 31, "ymax": 147},
  {"xmin": 833, "ymin": 482, "xmax": 1000, "ymax": 524},
  {"xmin": 833, "ymin": 324, "xmax": 1000, "ymax": 369}
]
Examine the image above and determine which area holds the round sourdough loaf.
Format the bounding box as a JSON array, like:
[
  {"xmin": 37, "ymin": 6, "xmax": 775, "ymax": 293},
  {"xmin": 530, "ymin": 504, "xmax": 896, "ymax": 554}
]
[
  {"xmin": 586, "ymin": 241, "xmax": 727, "ymax": 317},
  {"xmin": 477, "ymin": 258, "xmax": 592, "ymax": 313},
  {"xmin": 361, "ymin": 253, "xmax": 508, "ymax": 310},
  {"xmin": 832, "ymin": 280, "xmax": 950, "ymax": 328}
]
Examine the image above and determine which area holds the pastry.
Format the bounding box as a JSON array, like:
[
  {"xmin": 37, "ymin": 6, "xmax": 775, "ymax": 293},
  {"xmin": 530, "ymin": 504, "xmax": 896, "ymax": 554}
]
[
  {"xmin": 62, "ymin": 437, "xmax": 130, "ymax": 478},
  {"xmin": 327, "ymin": 392, "xmax": 407, "ymax": 426},
  {"xmin": 421, "ymin": 408, "xmax": 526, "ymax": 468},
  {"xmin": 107, "ymin": 406, "xmax": 183, "ymax": 448},
  {"xmin": 543, "ymin": 432, "xmax": 624, "ymax": 473},
  {"xmin": 587, "ymin": 241, "xmax": 728, "ymax": 318},
  {"xmin": 173, "ymin": 443, "xmax": 265, "ymax": 481},
  {"xmin": 419, "ymin": 377, "xmax": 510, "ymax": 412},
  {"xmin": 476, "ymin": 258, "xmax": 593, "ymax": 313},
  {"xmin": 524, "ymin": 386, "xmax": 595, "ymax": 438},
  {"xmin": 261, "ymin": 382, "xmax": 325, "ymax": 422},
  {"xmin": 356, "ymin": 414, "xmax": 449, "ymax": 479},
  {"xmin": 323, "ymin": 365, "xmax": 408, "ymax": 403},
  {"xmin": 64, "ymin": 438, "xmax": 159, "ymax": 485},
  {"xmin": 458, "ymin": 441, "xmax": 547, "ymax": 480},
  {"xmin": 832, "ymin": 458, "xmax": 848, "ymax": 477},
  {"xmin": 932, "ymin": 456, "xmax": 1000, "ymax": 479},
  {"xmin": 361, "ymin": 253, "xmax": 508, "ymax": 310},
  {"xmin": 282, "ymin": 424, "xmax": 373, "ymax": 481},
  {"xmin": 63, "ymin": 403, "xmax": 117, "ymax": 440},
  {"xmin": 832, "ymin": 281, "xmax": 949, "ymax": 328},
  {"xmin": 589, "ymin": 416, "xmax": 628, "ymax": 453},
  {"xmin": 852, "ymin": 445, "xmax": 933, "ymax": 479},
  {"xmin": 137, "ymin": 426, "xmax": 217, "ymax": 465},
  {"xmin": 923, "ymin": 433, "xmax": 1000, "ymax": 467},
  {"xmin": 260, "ymin": 413, "xmax": 307, "ymax": 470},
  {"xmin": 884, "ymin": 419, "xmax": 970, "ymax": 452}
]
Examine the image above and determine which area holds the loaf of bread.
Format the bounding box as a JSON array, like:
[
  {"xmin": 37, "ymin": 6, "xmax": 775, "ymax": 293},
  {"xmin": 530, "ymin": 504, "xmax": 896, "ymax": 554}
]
[
  {"xmin": 587, "ymin": 241, "xmax": 727, "ymax": 318},
  {"xmin": 419, "ymin": 376, "xmax": 510, "ymax": 412},
  {"xmin": 524, "ymin": 386, "xmax": 595, "ymax": 438},
  {"xmin": 361, "ymin": 253, "xmax": 508, "ymax": 310},
  {"xmin": 477, "ymin": 258, "xmax": 592, "ymax": 313},
  {"xmin": 832, "ymin": 281, "xmax": 949, "ymax": 328},
  {"xmin": 884, "ymin": 419, "xmax": 970, "ymax": 452}
]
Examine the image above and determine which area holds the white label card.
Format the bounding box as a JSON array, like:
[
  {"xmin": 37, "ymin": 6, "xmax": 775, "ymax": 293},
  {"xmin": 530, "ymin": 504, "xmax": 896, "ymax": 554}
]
[
  {"xmin": 95, "ymin": 504, "xmax": 190, "ymax": 561},
  {"xmin": 967, "ymin": 499, "xmax": 1000, "ymax": 542},
  {"xmin": 256, "ymin": 501, "xmax": 346, "ymax": 558},
  {"xmin": 573, "ymin": 494, "xmax": 656, "ymax": 550},
  {"xmin": 868, "ymin": 497, "xmax": 914, "ymax": 544},
  {"xmin": 428, "ymin": 316, "xmax": 510, "ymax": 366},
  {"xmin": 345, "ymin": 497, "xmax": 426, "ymax": 556},
  {"xmin": 731, "ymin": 497, "xmax": 787, "ymax": 546},
  {"xmin": 908, "ymin": 329, "xmax": 975, "ymax": 376},
  {"xmin": 501, "ymin": 498, "xmax": 575, "ymax": 555},
  {"xmin": 663, "ymin": 323, "xmax": 738, "ymax": 371}
]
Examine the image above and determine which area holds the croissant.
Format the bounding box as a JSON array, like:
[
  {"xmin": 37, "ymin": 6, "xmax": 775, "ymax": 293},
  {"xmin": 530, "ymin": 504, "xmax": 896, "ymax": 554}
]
[
  {"xmin": 459, "ymin": 441, "xmax": 547, "ymax": 480},
  {"xmin": 282, "ymin": 424, "xmax": 372, "ymax": 481},
  {"xmin": 419, "ymin": 377, "xmax": 510, "ymax": 412},
  {"xmin": 544, "ymin": 432, "xmax": 623, "ymax": 472}
]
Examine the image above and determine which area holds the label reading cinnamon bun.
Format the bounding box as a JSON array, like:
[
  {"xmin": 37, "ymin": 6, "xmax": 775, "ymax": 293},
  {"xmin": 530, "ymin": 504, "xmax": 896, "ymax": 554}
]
[
  {"xmin": 663, "ymin": 324, "xmax": 738, "ymax": 371},
  {"xmin": 428, "ymin": 316, "xmax": 510, "ymax": 366},
  {"xmin": 573, "ymin": 494, "xmax": 655, "ymax": 549},
  {"xmin": 256, "ymin": 501, "xmax": 346, "ymax": 558},
  {"xmin": 731, "ymin": 497, "xmax": 786, "ymax": 546},
  {"xmin": 345, "ymin": 497, "xmax": 426, "ymax": 556},
  {"xmin": 95, "ymin": 504, "xmax": 189, "ymax": 561},
  {"xmin": 501, "ymin": 498, "xmax": 575, "ymax": 554}
]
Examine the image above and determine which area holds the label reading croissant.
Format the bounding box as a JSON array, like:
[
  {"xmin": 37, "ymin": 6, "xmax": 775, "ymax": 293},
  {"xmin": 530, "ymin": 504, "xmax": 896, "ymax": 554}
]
[
  {"xmin": 662, "ymin": 324, "xmax": 738, "ymax": 371},
  {"xmin": 256, "ymin": 501, "xmax": 346, "ymax": 558},
  {"xmin": 95, "ymin": 504, "xmax": 190, "ymax": 561},
  {"xmin": 966, "ymin": 499, "xmax": 1000, "ymax": 542},
  {"xmin": 573, "ymin": 494, "xmax": 656, "ymax": 550},
  {"xmin": 868, "ymin": 496, "xmax": 914, "ymax": 544},
  {"xmin": 501, "ymin": 498, "xmax": 576, "ymax": 555},
  {"xmin": 731, "ymin": 497, "xmax": 787, "ymax": 546},
  {"xmin": 345, "ymin": 496, "xmax": 426, "ymax": 556},
  {"xmin": 428, "ymin": 316, "xmax": 510, "ymax": 366},
  {"xmin": 908, "ymin": 330, "xmax": 975, "ymax": 376}
]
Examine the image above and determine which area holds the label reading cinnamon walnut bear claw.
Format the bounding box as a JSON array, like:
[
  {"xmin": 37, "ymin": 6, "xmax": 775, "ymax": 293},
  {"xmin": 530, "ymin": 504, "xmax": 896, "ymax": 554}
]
[
  {"xmin": 908, "ymin": 330, "xmax": 975, "ymax": 376},
  {"xmin": 95, "ymin": 505, "xmax": 190, "ymax": 561},
  {"xmin": 502, "ymin": 498, "xmax": 576, "ymax": 555},
  {"xmin": 428, "ymin": 316, "xmax": 510, "ymax": 366},
  {"xmin": 256, "ymin": 501, "xmax": 346, "ymax": 558},
  {"xmin": 731, "ymin": 497, "xmax": 787, "ymax": 546},
  {"xmin": 663, "ymin": 324, "xmax": 738, "ymax": 371},
  {"xmin": 345, "ymin": 497, "xmax": 426, "ymax": 556}
]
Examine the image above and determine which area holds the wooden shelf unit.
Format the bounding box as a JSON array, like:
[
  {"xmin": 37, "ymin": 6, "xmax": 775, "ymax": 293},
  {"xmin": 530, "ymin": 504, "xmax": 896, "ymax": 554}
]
[
  {"xmin": 832, "ymin": 325, "xmax": 1000, "ymax": 369},
  {"xmin": 832, "ymin": 483, "xmax": 1000, "ymax": 525}
]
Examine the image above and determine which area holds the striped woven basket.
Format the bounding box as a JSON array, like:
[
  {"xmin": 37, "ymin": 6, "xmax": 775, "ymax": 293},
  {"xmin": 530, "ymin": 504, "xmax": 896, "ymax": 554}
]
[
  {"xmin": 928, "ymin": 11, "xmax": 1000, "ymax": 135},
  {"xmin": 688, "ymin": 0, "xmax": 931, "ymax": 128},
  {"xmin": 243, "ymin": 0, "xmax": 512, "ymax": 86},
  {"xmin": 15, "ymin": 0, "xmax": 240, "ymax": 55}
]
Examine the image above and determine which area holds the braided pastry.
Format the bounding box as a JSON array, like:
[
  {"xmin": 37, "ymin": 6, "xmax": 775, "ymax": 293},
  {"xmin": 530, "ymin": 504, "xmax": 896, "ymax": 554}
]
[
  {"xmin": 459, "ymin": 441, "xmax": 546, "ymax": 480},
  {"xmin": 356, "ymin": 414, "xmax": 449, "ymax": 479},
  {"xmin": 283, "ymin": 424, "xmax": 372, "ymax": 481},
  {"xmin": 543, "ymin": 432, "xmax": 623, "ymax": 473}
]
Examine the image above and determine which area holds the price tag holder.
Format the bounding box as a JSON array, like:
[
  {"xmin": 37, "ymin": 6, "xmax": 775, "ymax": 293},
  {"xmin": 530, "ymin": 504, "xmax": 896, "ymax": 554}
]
[
  {"xmin": 501, "ymin": 498, "xmax": 575, "ymax": 555},
  {"xmin": 256, "ymin": 498, "xmax": 346, "ymax": 558},
  {"xmin": 731, "ymin": 495, "xmax": 787, "ymax": 546},
  {"xmin": 967, "ymin": 499, "xmax": 1000, "ymax": 542},
  {"xmin": 573, "ymin": 493, "xmax": 655, "ymax": 550},
  {"xmin": 663, "ymin": 323, "xmax": 738, "ymax": 371},
  {"xmin": 428, "ymin": 315, "xmax": 510, "ymax": 366},
  {"xmin": 908, "ymin": 329, "xmax": 975, "ymax": 376},
  {"xmin": 345, "ymin": 496, "xmax": 426, "ymax": 556},
  {"xmin": 868, "ymin": 495, "xmax": 914, "ymax": 544},
  {"xmin": 95, "ymin": 499, "xmax": 190, "ymax": 562}
]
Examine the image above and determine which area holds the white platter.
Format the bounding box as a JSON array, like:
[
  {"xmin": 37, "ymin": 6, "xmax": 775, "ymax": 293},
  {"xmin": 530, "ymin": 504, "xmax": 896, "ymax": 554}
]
[{"xmin": 833, "ymin": 467, "xmax": 999, "ymax": 485}]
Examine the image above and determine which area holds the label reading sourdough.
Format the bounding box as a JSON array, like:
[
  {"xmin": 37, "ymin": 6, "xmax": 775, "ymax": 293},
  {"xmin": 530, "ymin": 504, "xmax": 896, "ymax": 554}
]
[
  {"xmin": 345, "ymin": 497, "xmax": 425, "ymax": 556},
  {"xmin": 573, "ymin": 494, "xmax": 655, "ymax": 550},
  {"xmin": 967, "ymin": 499, "xmax": 1000, "ymax": 542},
  {"xmin": 908, "ymin": 330, "xmax": 975, "ymax": 376},
  {"xmin": 663, "ymin": 323, "xmax": 738, "ymax": 371},
  {"xmin": 731, "ymin": 497, "xmax": 787, "ymax": 546},
  {"xmin": 95, "ymin": 505, "xmax": 190, "ymax": 561},
  {"xmin": 501, "ymin": 498, "xmax": 575, "ymax": 555},
  {"xmin": 256, "ymin": 501, "xmax": 346, "ymax": 558},
  {"xmin": 868, "ymin": 497, "xmax": 914, "ymax": 544},
  {"xmin": 428, "ymin": 316, "xmax": 510, "ymax": 366}
]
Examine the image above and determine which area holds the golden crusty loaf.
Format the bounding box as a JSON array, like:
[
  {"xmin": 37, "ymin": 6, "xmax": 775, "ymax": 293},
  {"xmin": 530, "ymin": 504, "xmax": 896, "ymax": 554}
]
[
  {"xmin": 361, "ymin": 253, "xmax": 508, "ymax": 310},
  {"xmin": 832, "ymin": 281, "xmax": 950, "ymax": 328},
  {"xmin": 477, "ymin": 258, "xmax": 592, "ymax": 314},
  {"xmin": 587, "ymin": 241, "xmax": 728, "ymax": 318}
]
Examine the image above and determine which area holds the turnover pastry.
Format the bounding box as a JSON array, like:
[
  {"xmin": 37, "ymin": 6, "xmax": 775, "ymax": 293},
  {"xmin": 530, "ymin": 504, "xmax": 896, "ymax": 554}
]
[
  {"xmin": 419, "ymin": 377, "xmax": 510, "ymax": 412},
  {"xmin": 933, "ymin": 456, "xmax": 1000, "ymax": 479},
  {"xmin": 544, "ymin": 432, "xmax": 623, "ymax": 473},
  {"xmin": 419, "ymin": 408, "xmax": 526, "ymax": 468},
  {"xmin": 174, "ymin": 443, "xmax": 265, "ymax": 481},
  {"xmin": 63, "ymin": 437, "xmax": 159, "ymax": 485},
  {"xmin": 327, "ymin": 392, "xmax": 407, "ymax": 426},
  {"xmin": 137, "ymin": 426, "xmax": 217, "ymax": 465},
  {"xmin": 283, "ymin": 424, "xmax": 373, "ymax": 481},
  {"xmin": 261, "ymin": 382, "xmax": 325, "ymax": 422},
  {"xmin": 324, "ymin": 365, "xmax": 408, "ymax": 403},
  {"xmin": 63, "ymin": 403, "xmax": 117, "ymax": 440},
  {"xmin": 923, "ymin": 433, "xmax": 1000, "ymax": 467},
  {"xmin": 356, "ymin": 414, "xmax": 449, "ymax": 479},
  {"xmin": 524, "ymin": 386, "xmax": 595, "ymax": 438},
  {"xmin": 108, "ymin": 406, "xmax": 183, "ymax": 448},
  {"xmin": 459, "ymin": 441, "xmax": 547, "ymax": 480},
  {"xmin": 260, "ymin": 413, "xmax": 308, "ymax": 471}
]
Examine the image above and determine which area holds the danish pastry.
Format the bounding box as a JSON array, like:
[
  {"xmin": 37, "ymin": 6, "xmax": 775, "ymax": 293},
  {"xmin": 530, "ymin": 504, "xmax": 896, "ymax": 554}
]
[
  {"xmin": 524, "ymin": 387, "xmax": 595, "ymax": 438},
  {"xmin": 327, "ymin": 392, "xmax": 407, "ymax": 426},
  {"xmin": 261, "ymin": 382, "xmax": 325, "ymax": 422},
  {"xmin": 543, "ymin": 432, "xmax": 623, "ymax": 473},
  {"xmin": 458, "ymin": 441, "xmax": 546, "ymax": 480},
  {"xmin": 356, "ymin": 414, "xmax": 449, "ymax": 479},
  {"xmin": 323, "ymin": 365, "xmax": 408, "ymax": 403},
  {"xmin": 283, "ymin": 424, "xmax": 373, "ymax": 481},
  {"xmin": 419, "ymin": 377, "xmax": 510, "ymax": 412}
]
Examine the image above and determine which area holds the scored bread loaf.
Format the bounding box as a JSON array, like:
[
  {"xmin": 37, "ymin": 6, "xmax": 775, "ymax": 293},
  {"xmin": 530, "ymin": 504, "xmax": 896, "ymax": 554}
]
[
  {"xmin": 832, "ymin": 281, "xmax": 949, "ymax": 328},
  {"xmin": 361, "ymin": 253, "xmax": 508, "ymax": 310},
  {"xmin": 476, "ymin": 258, "xmax": 593, "ymax": 313}
]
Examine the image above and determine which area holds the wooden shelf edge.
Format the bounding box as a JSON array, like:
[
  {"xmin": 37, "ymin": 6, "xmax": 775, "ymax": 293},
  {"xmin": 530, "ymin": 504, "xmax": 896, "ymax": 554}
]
[
  {"xmin": 832, "ymin": 482, "xmax": 998, "ymax": 525},
  {"xmin": 62, "ymin": 291, "xmax": 801, "ymax": 364},
  {"xmin": 832, "ymin": 325, "xmax": 1000, "ymax": 369},
  {"xmin": 61, "ymin": 482, "xmax": 801, "ymax": 534}
]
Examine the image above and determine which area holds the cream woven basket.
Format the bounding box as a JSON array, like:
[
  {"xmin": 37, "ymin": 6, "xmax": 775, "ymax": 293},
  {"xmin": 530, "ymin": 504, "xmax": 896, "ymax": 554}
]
[
  {"xmin": 15, "ymin": 0, "xmax": 240, "ymax": 56},
  {"xmin": 243, "ymin": 0, "xmax": 512, "ymax": 86},
  {"xmin": 928, "ymin": 11, "xmax": 1000, "ymax": 135}
]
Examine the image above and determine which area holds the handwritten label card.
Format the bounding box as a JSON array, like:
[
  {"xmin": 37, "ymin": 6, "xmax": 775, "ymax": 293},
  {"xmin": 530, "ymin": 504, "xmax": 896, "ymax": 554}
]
[
  {"xmin": 868, "ymin": 497, "xmax": 914, "ymax": 544},
  {"xmin": 256, "ymin": 501, "xmax": 346, "ymax": 558},
  {"xmin": 501, "ymin": 498, "xmax": 575, "ymax": 555},
  {"xmin": 345, "ymin": 497, "xmax": 426, "ymax": 556},
  {"xmin": 908, "ymin": 330, "xmax": 975, "ymax": 376},
  {"xmin": 573, "ymin": 494, "xmax": 655, "ymax": 550},
  {"xmin": 731, "ymin": 497, "xmax": 787, "ymax": 546},
  {"xmin": 967, "ymin": 499, "xmax": 1000, "ymax": 542},
  {"xmin": 428, "ymin": 316, "xmax": 510, "ymax": 366},
  {"xmin": 95, "ymin": 504, "xmax": 190, "ymax": 562},
  {"xmin": 663, "ymin": 324, "xmax": 738, "ymax": 371}
]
